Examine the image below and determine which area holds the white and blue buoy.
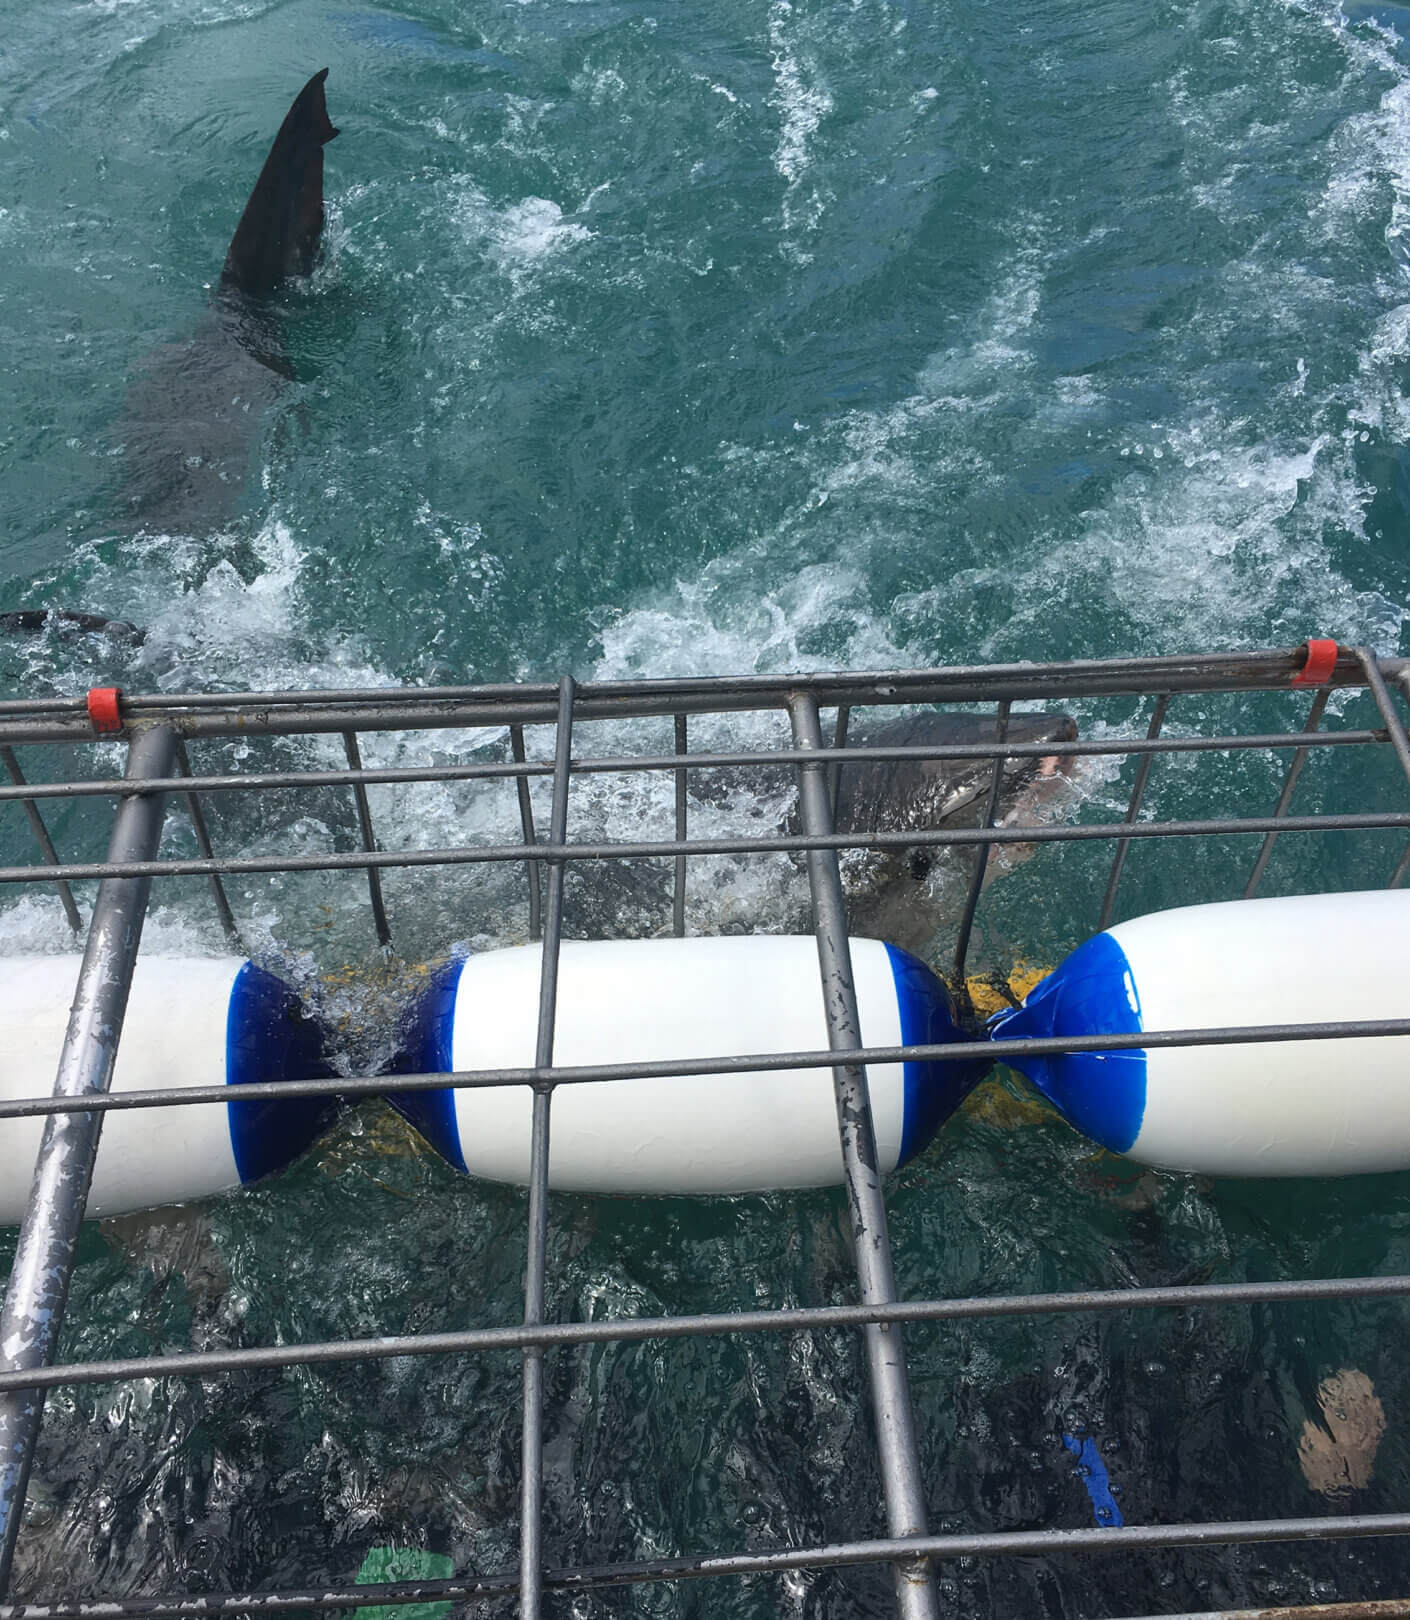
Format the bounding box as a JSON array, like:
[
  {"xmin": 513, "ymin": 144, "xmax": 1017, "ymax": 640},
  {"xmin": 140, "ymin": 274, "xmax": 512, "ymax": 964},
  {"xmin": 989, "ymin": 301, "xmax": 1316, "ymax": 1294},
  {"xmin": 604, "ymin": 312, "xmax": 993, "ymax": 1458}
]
[
  {"xmin": 389, "ymin": 934, "xmax": 989, "ymax": 1195},
  {"xmin": 990, "ymin": 890, "xmax": 1410, "ymax": 1178},
  {"xmin": 0, "ymin": 955, "xmax": 333, "ymax": 1223}
]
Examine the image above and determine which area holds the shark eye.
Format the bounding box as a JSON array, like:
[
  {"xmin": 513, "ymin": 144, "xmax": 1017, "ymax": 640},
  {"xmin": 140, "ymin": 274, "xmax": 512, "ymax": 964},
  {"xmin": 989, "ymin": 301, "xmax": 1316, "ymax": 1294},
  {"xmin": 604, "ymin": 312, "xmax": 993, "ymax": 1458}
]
[{"xmin": 907, "ymin": 849, "xmax": 932, "ymax": 881}]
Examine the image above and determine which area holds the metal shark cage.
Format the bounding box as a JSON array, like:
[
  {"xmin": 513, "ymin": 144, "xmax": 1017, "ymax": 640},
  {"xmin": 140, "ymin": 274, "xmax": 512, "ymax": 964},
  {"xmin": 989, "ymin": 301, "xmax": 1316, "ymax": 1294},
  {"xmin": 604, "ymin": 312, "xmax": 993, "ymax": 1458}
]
[{"xmin": 0, "ymin": 641, "xmax": 1409, "ymax": 1620}]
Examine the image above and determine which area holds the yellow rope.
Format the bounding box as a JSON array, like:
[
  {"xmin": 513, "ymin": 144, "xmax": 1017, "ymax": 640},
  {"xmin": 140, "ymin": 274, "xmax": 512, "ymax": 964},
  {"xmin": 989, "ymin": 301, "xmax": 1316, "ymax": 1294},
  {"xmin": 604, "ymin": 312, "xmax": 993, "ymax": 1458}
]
[{"xmin": 960, "ymin": 964, "xmax": 1061, "ymax": 1125}]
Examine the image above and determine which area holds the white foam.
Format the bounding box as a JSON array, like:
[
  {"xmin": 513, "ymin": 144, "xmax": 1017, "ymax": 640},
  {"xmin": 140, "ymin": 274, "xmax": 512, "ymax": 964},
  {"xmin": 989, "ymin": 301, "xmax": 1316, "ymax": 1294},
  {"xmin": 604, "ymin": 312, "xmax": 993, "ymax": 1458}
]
[
  {"xmin": 448, "ymin": 180, "xmax": 591, "ymax": 286},
  {"xmin": 767, "ymin": 0, "xmax": 832, "ymax": 189}
]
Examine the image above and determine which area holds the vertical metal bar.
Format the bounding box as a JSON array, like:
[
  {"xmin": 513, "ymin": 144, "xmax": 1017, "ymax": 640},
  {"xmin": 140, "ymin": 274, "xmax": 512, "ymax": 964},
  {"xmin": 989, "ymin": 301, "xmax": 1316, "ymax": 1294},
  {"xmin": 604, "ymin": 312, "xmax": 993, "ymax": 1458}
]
[
  {"xmin": 673, "ymin": 714, "xmax": 688, "ymax": 938},
  {"xmin": 172, "ymin": 742, "xmax": 241, "ymax": 951},
  {"xmin": 341, "ymin": 732, "xmax": 391, "ymax": 950},
  {"xmin": 0, "ymin": 746, "xmax": 81, "ymax": 935},
  {"xmin": 0, "ymin": 723, "xmax": 177, "ymax": 1596},
  {"xmin": 510, "ymin": 725, "xmax": 543, "ymax": 943},
  {"xmin": 827, "ymin": 705, "xmax": 851, "ymax": 819},
  {"xmin": 788, "ymin": 692, "xmax": 940, "ymax": 1620},
  {"xmin": 1244, "ymin": 689, "xmax": 1329, "ymax": 900},
  {"xmin": 1098, "ymin": 694, "xmax": 1172, "ymax": 930},
  {"xmin": 1353, "ymin": 651, "xmax": 1410, "ymax": 890},
  {"xmin": 1358, "ymin": 650, "xmax": 1410, "ymax": 788},
  {"xmin": 951, "ymin": 701, "xmax": 1011, "ymax": 986},
  {"xmin": 519, "ymin": 677, "xmax": 575, "ymax": 1620}
]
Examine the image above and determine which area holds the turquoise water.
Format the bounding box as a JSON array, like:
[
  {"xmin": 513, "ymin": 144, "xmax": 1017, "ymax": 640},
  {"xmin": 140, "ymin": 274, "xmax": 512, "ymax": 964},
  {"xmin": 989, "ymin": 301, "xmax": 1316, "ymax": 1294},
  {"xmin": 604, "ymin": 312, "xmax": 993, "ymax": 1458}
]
[{"xmin": 5, "ymin": 0, "xmax": 1410, "ymax": 1611}]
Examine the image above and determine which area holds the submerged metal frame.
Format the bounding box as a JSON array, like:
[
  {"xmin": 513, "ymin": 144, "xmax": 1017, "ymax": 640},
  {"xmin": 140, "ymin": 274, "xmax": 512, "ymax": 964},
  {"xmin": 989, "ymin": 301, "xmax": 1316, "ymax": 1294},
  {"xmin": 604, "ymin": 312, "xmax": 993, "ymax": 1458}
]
[{"xmin": 0, "ymin": 642, "xmax": 1407, "ymax": 1618}]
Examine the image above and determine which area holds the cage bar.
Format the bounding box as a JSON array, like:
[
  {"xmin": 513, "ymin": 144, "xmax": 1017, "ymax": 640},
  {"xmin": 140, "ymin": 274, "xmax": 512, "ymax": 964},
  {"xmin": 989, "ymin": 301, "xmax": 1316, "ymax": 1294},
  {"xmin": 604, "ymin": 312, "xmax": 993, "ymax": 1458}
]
[
  {"xmin": 0, "ymin": 645, "xmax": 1404, "ymax": 1618},
  {"xmin": 0, "ymin": 746, "xmax": 80, "ymax": 934},
  {"xmin": 0, "ymin": 725, "xmax": 176, "ymax": 1594},
  {"xmin": 172, "ymin": 741, "xmax": 241, "ymax": 949},
  {"xmin": 789, "ymin": 691, "xmax": 939, "ymax": 1619},
  {"xmin": 1100, "ymin": 692, "xmax": 1171, "ymax": 928}
]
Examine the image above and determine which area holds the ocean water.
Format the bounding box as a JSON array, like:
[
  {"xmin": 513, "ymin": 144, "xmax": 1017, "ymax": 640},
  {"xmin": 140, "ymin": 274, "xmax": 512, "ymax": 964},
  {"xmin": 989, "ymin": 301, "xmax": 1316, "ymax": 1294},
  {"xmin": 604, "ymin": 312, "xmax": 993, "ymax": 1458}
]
[{"xmin": 4, "ymin": 0, "xmax": 1410, "ymax": 1612}]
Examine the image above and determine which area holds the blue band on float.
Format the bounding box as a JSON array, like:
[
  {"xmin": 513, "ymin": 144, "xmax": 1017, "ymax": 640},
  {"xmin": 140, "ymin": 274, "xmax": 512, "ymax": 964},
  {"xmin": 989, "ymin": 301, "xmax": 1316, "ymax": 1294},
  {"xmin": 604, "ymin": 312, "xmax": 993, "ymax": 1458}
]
[
  {"xmin": 385, "ymin": 956, "xmax": 468, "ymax": 1173},
  {"xmin": 226, "ymin": 962, "xmax": 337, "ymax": 1185},
  {"xmin": 886, "ymin": 943, "xmax": 992, "ymax": 1168},
  {"xmin": 988, "ymin": 930, "xmax": 1147, "ymax": 1154}
]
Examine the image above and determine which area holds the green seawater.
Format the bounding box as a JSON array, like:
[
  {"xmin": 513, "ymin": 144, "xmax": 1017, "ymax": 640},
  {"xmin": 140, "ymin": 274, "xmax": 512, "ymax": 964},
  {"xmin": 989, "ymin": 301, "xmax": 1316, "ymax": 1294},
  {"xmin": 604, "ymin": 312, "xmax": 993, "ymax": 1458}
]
[{"xmin": 4, "ymin": 0, "xmax": 1410, "ymax": 1611}]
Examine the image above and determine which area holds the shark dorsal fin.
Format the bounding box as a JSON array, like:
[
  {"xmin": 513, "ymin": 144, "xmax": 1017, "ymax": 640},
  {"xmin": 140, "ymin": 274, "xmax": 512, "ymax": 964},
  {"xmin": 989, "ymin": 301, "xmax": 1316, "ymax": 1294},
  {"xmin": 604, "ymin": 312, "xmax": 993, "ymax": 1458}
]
[{"xmin": 220, "ymin": 69, "xmax": 339, "ymax": 300}]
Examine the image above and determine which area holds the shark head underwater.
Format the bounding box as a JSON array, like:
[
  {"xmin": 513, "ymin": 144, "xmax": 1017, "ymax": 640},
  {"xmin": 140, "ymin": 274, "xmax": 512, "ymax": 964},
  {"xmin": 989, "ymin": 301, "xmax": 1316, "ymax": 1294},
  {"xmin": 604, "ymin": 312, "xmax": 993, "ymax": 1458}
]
[{"xmin": 560, "ymin": 708, "xmax": 1080, "ymax": 954}]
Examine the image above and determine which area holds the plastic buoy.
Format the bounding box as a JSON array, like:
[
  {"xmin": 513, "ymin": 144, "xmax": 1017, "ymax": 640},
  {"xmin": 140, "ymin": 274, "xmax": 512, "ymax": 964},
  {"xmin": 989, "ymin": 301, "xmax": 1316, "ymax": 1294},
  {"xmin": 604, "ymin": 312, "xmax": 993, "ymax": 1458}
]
[
  {"xmin": 389, "ymin": 935, "xmax": 989, "ymax": 1194},
  {"xmin": 989, "ymin": 890, "xmax": 1410, "ymax": 1177},
  {"xmin": 0, "ymin": 956, "xmax": 334, "ymax": 1223}
]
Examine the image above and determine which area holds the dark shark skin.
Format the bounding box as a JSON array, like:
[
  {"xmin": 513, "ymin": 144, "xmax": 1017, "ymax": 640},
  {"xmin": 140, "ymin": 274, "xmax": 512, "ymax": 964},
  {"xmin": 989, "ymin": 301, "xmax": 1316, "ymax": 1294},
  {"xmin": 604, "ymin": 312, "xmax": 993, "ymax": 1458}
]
[
  {"xmin": 561, "ymin": 709, "xmax": 1078, "ymax": 953},
  {"xmin": 825, "ymin": 710, "xmax": 1079, "ymax": 949},
  {"xmin": 3, "ymin": 71, "xmax": 338, "ymax": 623},
  {"xmin": 112, "ymin": 70, "xmax": 339, "ymax": 537},
  {"xmin": 221, "ymin": 69, "xmax": 339, "ymax": 299},
  {"xmin": 0, "ymin": 609, "xmax": 144, "ymax": 643}
]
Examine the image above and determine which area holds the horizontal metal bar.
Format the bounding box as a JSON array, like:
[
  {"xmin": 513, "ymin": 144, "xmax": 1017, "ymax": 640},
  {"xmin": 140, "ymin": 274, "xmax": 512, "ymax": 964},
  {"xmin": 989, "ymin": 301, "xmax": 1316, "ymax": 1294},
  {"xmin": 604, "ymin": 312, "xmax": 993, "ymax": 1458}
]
[
  {"xmin": 1112, "ymin": 1602, "xmax": 1410, "ymax": 1620},
  {"xmin": 0, "ymin": 809, "xmax": 1405, "ymax": 887},
  {"xmin": 2, "ymin": 1272, "xmax": 1407, "ymax": 1395},
  {"xmin": 0, "ymin": 648, "xmax": 1393, "ymax": 743},
  {"xmin": 0, "ymin": 649, "xmax": 1361, "ymax": 714},
  {"xmin": 0, "ymin": 729, "xmax": 1389, "ymax": 807},
  {"xmin": 2, "ymin": 1513, "xmax": 1410, "ymax": 1620},
  {"xmin": 2, "ymin": 1016, "xmax": 1409, "ymax": 1119}
]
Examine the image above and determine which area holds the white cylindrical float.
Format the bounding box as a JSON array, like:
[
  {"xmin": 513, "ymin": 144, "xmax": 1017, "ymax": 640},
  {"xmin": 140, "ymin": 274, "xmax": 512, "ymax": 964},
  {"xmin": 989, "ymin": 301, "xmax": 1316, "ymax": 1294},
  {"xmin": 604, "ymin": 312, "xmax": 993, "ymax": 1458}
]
[
  {"xmin": 389, "ymin": 935, "xmax": 990, "ymax": 1195},
  {"xmin": 0, "ymin": 955, "xmax": 334, "ymax": 1223},
  {"xmin": 989, "ymin": 889, "xmax": 1410, "ymax": 1177}
]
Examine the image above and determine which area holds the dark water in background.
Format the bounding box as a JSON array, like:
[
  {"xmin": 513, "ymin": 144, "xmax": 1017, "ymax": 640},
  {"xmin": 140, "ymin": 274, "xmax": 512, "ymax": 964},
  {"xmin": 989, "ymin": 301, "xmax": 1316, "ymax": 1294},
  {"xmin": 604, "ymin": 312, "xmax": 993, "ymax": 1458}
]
[{"xmin": 5, "ymin": 0, "xmax": 1410, "ymax": 1611}]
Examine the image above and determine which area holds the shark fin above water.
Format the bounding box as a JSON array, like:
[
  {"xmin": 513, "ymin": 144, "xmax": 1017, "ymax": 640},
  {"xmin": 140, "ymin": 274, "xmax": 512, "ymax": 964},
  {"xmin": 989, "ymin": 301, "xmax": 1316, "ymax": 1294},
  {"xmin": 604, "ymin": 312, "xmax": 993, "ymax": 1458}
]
[
  {"xmin": 4, "ymin": 72, "xmax": 341, "ymax": 622},
  {"xmin": 221, "ymin": 68, "xmax": 339, "ymax": 300}
]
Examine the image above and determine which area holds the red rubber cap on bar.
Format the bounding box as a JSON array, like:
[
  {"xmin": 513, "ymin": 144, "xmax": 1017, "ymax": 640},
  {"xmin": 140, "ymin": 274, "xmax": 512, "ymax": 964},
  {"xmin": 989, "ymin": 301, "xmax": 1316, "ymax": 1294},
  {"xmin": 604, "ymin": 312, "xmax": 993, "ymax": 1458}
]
[
  {"xmin": 1292, "ymin": 639, "xmax": 1339, "ymax": 687},
  {"xmin": 87, "ymin": 687, "xmax": 124, "ymax": 734}
]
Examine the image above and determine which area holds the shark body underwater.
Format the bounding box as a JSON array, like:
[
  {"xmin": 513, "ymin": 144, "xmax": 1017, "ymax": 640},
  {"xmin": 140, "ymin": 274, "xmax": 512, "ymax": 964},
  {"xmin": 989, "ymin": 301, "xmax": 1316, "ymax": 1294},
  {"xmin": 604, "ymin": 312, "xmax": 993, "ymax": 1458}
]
[
  {"xmin": 2, "ymin": 71, "xmax": 1079, "ymax": 940},
  {"xmin": 1, "ymin": 67, "xmax": 337, "ymax": 628}
]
